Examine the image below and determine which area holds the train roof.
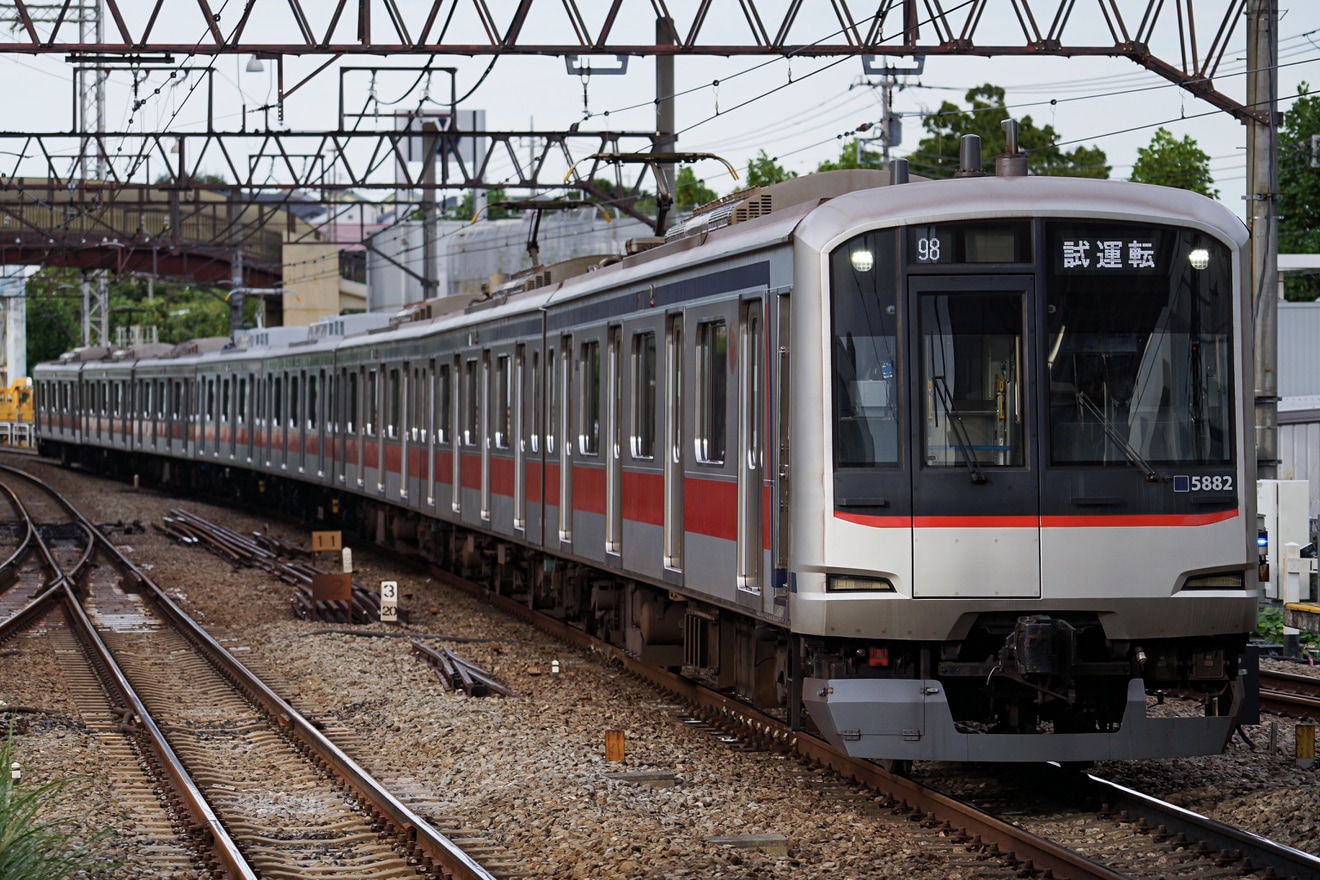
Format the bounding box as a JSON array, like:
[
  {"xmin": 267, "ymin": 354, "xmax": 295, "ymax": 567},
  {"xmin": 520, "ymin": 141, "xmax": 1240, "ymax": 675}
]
[{"xmin": 794, "ymin": 174, "xmax": 1249, "ymax": 252}]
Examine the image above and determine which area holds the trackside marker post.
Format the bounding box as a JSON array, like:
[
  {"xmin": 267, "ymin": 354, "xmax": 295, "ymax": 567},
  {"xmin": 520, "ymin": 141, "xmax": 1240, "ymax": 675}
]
[
  {"xmin": 342, "ymin": 547, "xmax": 353, "ymax": 574},
  {"xmin": 605, "ymin": 730, "xmax": 625, "ymax": 762},
  {"xmin": 380, "ymin": 580, "xmax": 399, "ymax": 623}
]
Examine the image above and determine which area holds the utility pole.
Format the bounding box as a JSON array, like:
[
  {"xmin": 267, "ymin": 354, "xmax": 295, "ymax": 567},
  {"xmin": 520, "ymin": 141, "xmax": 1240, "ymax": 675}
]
[
  {"xmin": 77, "ymin": 0, "xmax": 109, "ymax": 348},
  {"xmin": 229, "ymin": 249, "xmax": 244, "ymax": 337},
  {"xmin": 655, "ymin": 16, "xmax": 677, "ymax": 233},
  {"xmin": 1248, "ymin": 0, "xmax": 1279, "ymax": 481}
]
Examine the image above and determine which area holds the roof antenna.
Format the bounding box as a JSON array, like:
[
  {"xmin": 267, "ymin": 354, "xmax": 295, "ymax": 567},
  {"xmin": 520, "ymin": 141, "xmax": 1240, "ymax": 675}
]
[
  {"xmin": 955, "ymin": 134, "xmax": 986, "ymax": 178},
  {"xmin": 997, "ymin": 119, "xmax": 1028, "ymax": 177}
]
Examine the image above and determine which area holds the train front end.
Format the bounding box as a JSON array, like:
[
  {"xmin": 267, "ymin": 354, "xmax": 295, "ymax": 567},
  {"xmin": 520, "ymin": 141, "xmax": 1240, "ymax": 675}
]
[{"xmin": 794, "ymin": 174, "xmax": 1257, "ymax": 762}]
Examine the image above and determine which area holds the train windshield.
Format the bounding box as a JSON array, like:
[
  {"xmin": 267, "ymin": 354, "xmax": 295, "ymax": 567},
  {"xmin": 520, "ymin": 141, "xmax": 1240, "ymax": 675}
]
[
  {"xmin": 1045, "ymin": 222, "xmax": 1234, "ymax": 467},
  {"xmin": 830, "ymin": 229, "xmax": 900, "ymax": 468}
]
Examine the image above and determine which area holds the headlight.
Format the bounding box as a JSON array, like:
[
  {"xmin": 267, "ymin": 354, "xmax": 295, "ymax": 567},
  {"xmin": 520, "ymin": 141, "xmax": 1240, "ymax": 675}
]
[
  {"xmin": 1182, "ymin": 572, "xmax": 1246, "ymax": 590},
  {"xmin": 827, "ymin": 575, "xmax": 895, "ymax": 592}
]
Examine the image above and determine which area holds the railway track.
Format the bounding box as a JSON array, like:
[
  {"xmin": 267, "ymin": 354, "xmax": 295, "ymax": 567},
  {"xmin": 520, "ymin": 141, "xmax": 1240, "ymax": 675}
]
[
  {"xmin": 0, "ymin": 465, "xmax": 500, "ymax": 879},
  {"xmin": 1259, "ymin": 667, "xmax": 1320, "ymax": 717},
  {"xmin": 425, "ymin": 564, "xmax": 1320, "ymax": 880}
]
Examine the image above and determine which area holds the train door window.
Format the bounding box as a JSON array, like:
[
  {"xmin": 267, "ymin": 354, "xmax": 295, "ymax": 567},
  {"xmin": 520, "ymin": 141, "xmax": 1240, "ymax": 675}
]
[
  {"xmin": 294, "ymin": 375, "xmax": 303, "ymax": 429},
  {"xmin": 579, "ymin": 339, "xmax": 600, "ymax": 456},
  {"xmin": 365, "ymin": 368, "xmax": 378, "ymax": 437},
  {"xmin": 664, "ymin": 315, "xmax": 684, "ymax": 570},
  {"xmin": 222, "ymin": 378, "xmax": 231, "ymax": 426},
  {"xmin": 559, "ymin": 335, "xmax": 574, "ymax": 542},
  {"xmin": 481, "ymin": 351, "xmax": 492, "ymax": 521},
  {"xmin": 695, "ymin": 320, "xmax": 728, "ymax": 465},
  {"xmin": 387, "ymin": 368, "xmax": 400, "ymax": 439},
  {"xmin": 237, "ymin": 378, "xmax": 247, "ymax": 424},
  {"xmin": 607, "ymin": 326, "xmax": 622, "ymax": 554},
  {"xmin": 347, "ymin": 370, "xmax": 358, "ymax": 433},
  {"xmin": 919, "ymin": 292, "xmax": 1025, "ymax": 468},
  {"xmin": 273, "ymin": 377, "xmax": 282, "ymax": 428},
  {"xmin": 307, "ymin": 374, "xmax": 318, "ymax": 429},
  {"xmin": 114, "ymin": 382, "xmax": 123, "ymax": 418},
  {"xmin": 463, "ymin": 358, "xmax": 479, "ymax": 447},
  {"xmin": 739, "ymin": 301, "xmax": 764, "ymax": 592},
  {"xmin": 494, "ymin": 354, "xmax": 511, "ymax": 450},
  {"xmin": 514, "ymin": 344, "xmax": 526, "ymax": 530},
  {"xmin": 412, "ymin": 365, "xmax": 424, "ymax": 442},
  {"xmin": 546, "ymin": 346, "xmax": 557, "ymax": 455},
  {"xmin": 436, "ymin": 363, "xmax": 451, "ymax": 444},
  {"xmin": 531, "ymin": 350, "xmax": 541, "ymax": 454},
  {"xmin": 206, "ymin": 380, "xmax": 216, "ymax": 422},
  {"xmin": 631, "ymin": 331, "xmax": 656, "ymax": 459},
  {"xmin": 451, "ymin": 356, "xmax": 462, "ymax": 512}
]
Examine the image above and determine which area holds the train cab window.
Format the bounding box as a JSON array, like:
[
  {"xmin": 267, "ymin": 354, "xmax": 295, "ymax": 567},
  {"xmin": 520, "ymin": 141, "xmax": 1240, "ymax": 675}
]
[
  {"xmin": 579, "ymin": 340, "xmax": 600, "ymax": 456},
  {"xmin": 463, "ymin": 358, "xmax": 479, "ymax": 447},
  {"xmin": 1044, "ymin": 222, "xmax": 1234, "ymax": 466},
  {"xmin": 695, "ymin": 320, "xmax": 727, "ymax": 465},
  {"xmin": 631, "ymin": 331, "xmax": 656, "ymax": 459},
  {"xmin": 494, "ymin": 354, "xmax": 511, "ymax": 450},
  {"xmin": 830, "ymin": 229, "xmax": 900, "ymax": 467},
  {"xmin": 436, "ymin": 364, "xmax": 451, "ymax": 444}
]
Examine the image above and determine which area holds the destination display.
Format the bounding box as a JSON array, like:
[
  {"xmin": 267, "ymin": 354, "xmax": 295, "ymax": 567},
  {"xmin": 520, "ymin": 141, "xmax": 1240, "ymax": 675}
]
[
  {"xmin": 1048, "ymin": 224, "xmax": 1171, "ymax": 275},
  {"xmin": 906, "ymin": 221, "xmax": 1031, "ymax": 265}
]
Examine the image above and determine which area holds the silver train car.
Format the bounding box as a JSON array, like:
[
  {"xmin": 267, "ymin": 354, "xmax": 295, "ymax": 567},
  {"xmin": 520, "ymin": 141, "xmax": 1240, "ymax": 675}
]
[{"xmin": 34, "ymin": 158, "xmax": 1258, "ymax": 763}]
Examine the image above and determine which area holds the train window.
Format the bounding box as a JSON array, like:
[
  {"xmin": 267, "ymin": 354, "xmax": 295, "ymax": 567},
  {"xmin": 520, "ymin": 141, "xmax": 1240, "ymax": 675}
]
[
  {"xmin": 291, "ymin": 376, "xmax": 301, "ymax": 429},
  {"xmin": 307, "ymin": 374, "xmax": 318, "ymax": 430},
  {"xmin": 830, "ymin": 228, "xmax": 900, "ymax": 467},
  {"xmin": 387, "ymin": 368, "xmax": 400, "ymax": 439},
  {"xmin": 412, "ymin": 366, "xmax": 424, "ymax": 442},
  {"xmin": 436, "ymin": 364, "xmax": 451, "ymax": 444},
  {"xmin": 742, "ymin": 304, "xmax": 763, "ymax": 469},
  {"xmin": 531, "ymin": 350, "xmax": 541, "ymax": 453},
  {"xmin": 579, "ymin": 340, "xmax": 600, "ymax": 456},
  {"xmin": 206, "ymin": 380, "xmax": 215, "ymax": 422},
  {"xmin": 221, "ymin": 378, "xmax": 231, "ymax": 423},
  {"xmin": 631, "ymin": 331, "xmax": 656, "ymax": 459},
  {"xmin": 347, "ymin": 371, "xmax": 358, "ymax": 433},
  {"xmin": 463, "ymin": 358, "xmax": 479, "ymax": 447},
  {"xmin": 1044, "ymin": 222, "xmax": 1234, "ymax": 466},
  {"xmin": 546, "ymin": 347, "xmax": 557, "ymax": 455},
  {"xmin": 695, "ymin": 320, "xmax": 727, "ymax": 465},
  {"xmin": 273, "ymin": 377, "xmax": 282, "ymax": 427},
  {"xmin": 494, "ymin": 354, "xmax": 511, "ymax": 450},
  {"xmin": 920, "ymin": 292, "xmax": 1025, "ymax": 469},
  {"xmin": 366, "ymin": 369, "xmax": 378, "ymax": 436}
]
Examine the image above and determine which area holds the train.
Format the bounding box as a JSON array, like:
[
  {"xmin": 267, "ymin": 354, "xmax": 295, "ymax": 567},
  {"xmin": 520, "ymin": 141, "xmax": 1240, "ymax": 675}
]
[{"xmin": 33, "ymin": 138, "xmax": 1259, "ymax": 763}]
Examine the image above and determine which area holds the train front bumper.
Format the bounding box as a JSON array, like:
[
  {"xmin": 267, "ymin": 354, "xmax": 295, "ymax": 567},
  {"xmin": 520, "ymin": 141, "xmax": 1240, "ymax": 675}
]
[{"xmin": 802, "ymin": 677, "xmax": 1241, "ymax": 762}]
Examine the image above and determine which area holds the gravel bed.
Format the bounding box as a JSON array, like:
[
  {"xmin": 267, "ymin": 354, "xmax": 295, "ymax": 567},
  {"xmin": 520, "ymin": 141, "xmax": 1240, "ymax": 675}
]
[{"xmin": 2, "ymin": 452, "xmax": 1318, "ymax": 876}]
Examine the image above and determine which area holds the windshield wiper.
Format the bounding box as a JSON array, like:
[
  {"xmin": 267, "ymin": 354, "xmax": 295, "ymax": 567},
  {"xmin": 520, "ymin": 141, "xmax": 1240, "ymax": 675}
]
[
  {"xmin": 1076, "ymin": 391, "xmax": 1159, "ymax": 482},
  {"xmin": 932, "ymin": 376, "xmax": 987, "ymax": 484}
]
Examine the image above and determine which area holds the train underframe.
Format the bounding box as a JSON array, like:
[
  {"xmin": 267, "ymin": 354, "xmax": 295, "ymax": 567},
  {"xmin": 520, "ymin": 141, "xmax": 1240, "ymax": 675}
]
[{"xmin": 55, "ymin": 443, "xmax": 1249, "ymax": 761}]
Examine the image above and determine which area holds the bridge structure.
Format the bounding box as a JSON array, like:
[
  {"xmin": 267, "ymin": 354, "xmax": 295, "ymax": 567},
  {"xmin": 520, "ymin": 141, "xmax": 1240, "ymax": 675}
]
[{"xmin": 0, "ymin": 179, "xmax": 293, "ymax": 288}]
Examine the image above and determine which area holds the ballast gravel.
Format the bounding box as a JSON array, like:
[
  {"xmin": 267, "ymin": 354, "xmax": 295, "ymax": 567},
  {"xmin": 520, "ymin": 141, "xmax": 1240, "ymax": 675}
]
[{"xmin": 1, "ymin": 452, "xmax": 1317, "ymax": 879}]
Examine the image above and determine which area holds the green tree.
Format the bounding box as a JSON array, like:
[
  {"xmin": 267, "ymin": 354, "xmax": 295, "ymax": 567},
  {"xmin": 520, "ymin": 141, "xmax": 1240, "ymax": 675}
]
[
  {"xmin": 910, "ymin": 84, "xmax": 1109, "ymax": 179},
  {"xmin": 675, "ymin": 167, "xmax": 717, "ymax": 209},
  {"xmin": 1279, "ymin": 84, "xmax": 1320, "ymax": 300},
  {"xmin": 442, "ymin": 187, "xmax": 509, "ymax": 221},
  {"xmin": 1129, "ymin": 127, "xmax": 1219, "ymax": 198},
  {"xmin": 816, "ymin": 138, "xmax": 885, "ymax": 172},
  {"xmin": 746, "ymin": 150, "xmax": 797, "ymax": 188},
  {"xmin": 24, "ymin": 268, "xmax": 240, "ymax": 368}
]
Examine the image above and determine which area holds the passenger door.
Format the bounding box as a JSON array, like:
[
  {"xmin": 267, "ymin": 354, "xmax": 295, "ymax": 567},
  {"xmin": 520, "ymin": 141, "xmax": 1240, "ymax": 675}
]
[{"xmin": 908, "ymin": 274, "xmax": 1040, "ymax": 599}]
